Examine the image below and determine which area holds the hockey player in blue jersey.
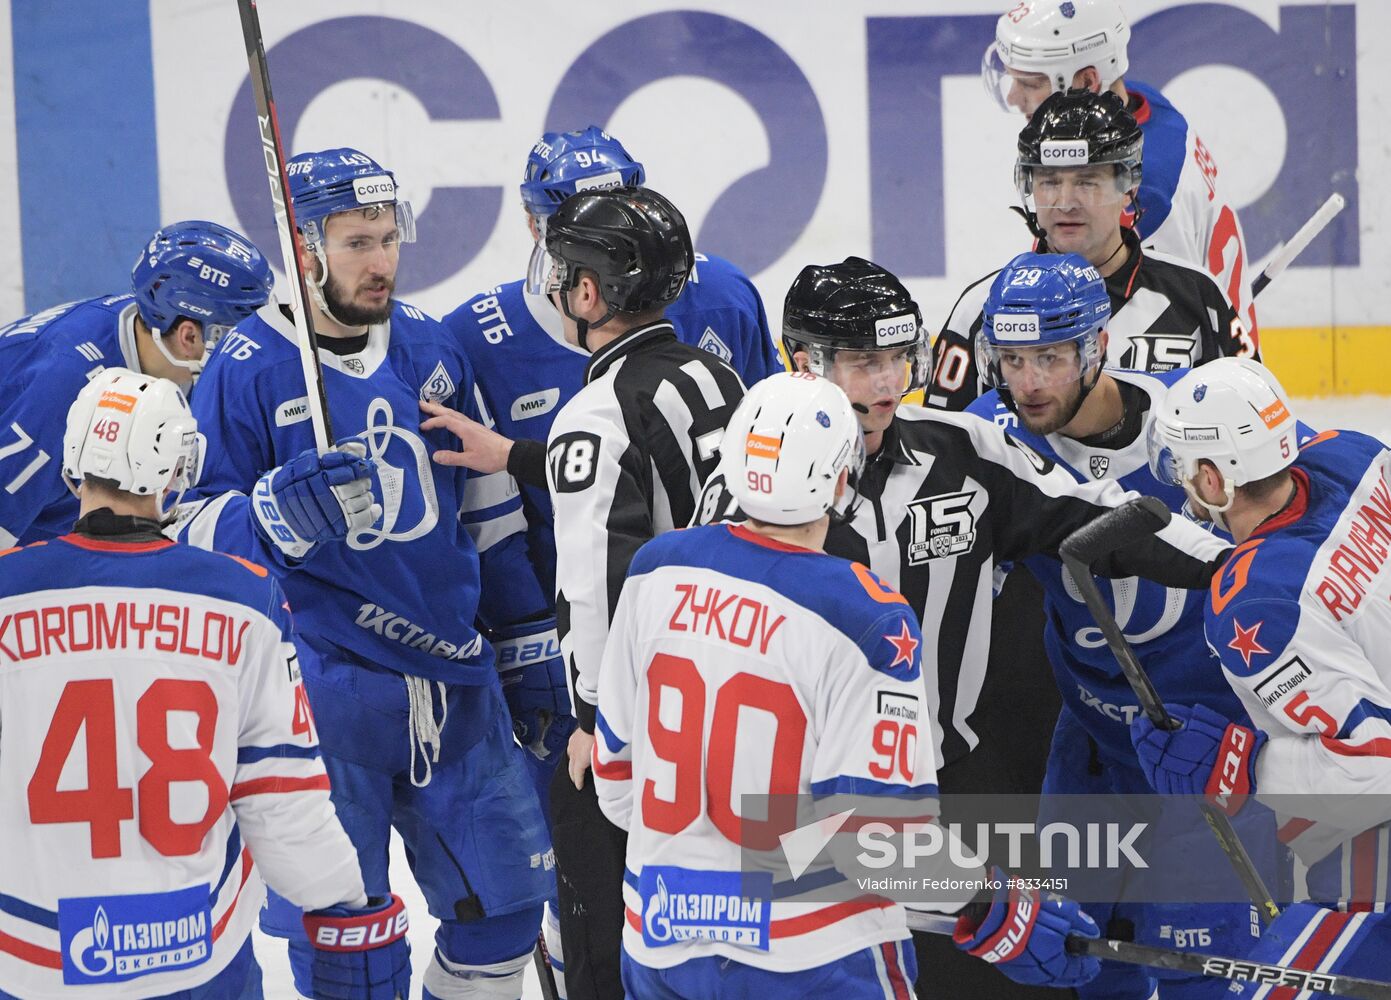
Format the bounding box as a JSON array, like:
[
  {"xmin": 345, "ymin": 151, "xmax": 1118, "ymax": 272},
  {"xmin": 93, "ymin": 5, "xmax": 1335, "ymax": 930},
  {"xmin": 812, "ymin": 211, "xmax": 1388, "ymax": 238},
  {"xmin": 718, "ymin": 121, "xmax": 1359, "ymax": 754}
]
[
  {"xmin": 982, "ymin": 0, "xmax": 1257, "ymax": 341},
  {"xmin": 969, "ymin": 253, "xmax": 1290, "ymax": 999},
  {"xmin": 439, "ymin": 126, "xmax": 782, "ymax": 599},
  {"xmin": 0, "ymin": 220, "xmax": 272, "ymax": 548},
  {"xmin": 176, "ymin": 148, "xmax": 569, "ymax": 1000},
  {"xmin": 1135, "ymin": 359, "xmax": 1391, "ymax": 993}
]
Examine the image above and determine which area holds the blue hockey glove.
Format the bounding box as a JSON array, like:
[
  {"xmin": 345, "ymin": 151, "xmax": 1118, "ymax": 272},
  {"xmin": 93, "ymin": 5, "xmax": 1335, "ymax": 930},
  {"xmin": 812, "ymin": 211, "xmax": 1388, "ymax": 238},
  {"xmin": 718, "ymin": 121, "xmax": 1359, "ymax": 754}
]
[
  {"xmin": 492, "ymin": 618, "xmax": 575, "ymax": 756},
  {"xmin": 302, "ymin": 893, "xmax": 410, "ymax": 1000},
  {"xmin": 1131, "ymin": 703, "xmax": 1266, "ymax": 815},
  {"xmin": 954, "ymin": 867, "xmax": 1100, "ymax": 987},
  {"xmin": 253, "ymin": 438, "xmax": 380, "ymax": 559}
]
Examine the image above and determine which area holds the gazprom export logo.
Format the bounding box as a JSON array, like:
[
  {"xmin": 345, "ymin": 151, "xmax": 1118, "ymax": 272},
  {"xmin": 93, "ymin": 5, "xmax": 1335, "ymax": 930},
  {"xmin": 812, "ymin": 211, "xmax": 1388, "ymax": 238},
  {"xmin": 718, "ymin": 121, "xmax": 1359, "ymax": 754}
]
[
  {"xmin": 640, "ymin": 867, "xmax": 773, "ymax": 950},
  {"xmin": 58, "ymin": 886, "xmax": 212, "ymax": 986}
]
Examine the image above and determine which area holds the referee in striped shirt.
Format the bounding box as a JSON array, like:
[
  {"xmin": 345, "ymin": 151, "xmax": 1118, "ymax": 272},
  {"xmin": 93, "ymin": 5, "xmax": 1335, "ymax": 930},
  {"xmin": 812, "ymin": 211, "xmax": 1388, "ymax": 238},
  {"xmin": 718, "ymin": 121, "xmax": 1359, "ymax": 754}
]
[{"xmin": 428, "ymin": 186, "xmax": 745, "ymax": 999}]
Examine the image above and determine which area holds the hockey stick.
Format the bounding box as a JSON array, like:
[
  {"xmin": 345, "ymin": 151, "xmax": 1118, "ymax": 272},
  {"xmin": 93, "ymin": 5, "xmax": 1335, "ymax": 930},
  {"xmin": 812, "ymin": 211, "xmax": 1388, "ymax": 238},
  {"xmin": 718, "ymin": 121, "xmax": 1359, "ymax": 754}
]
[
  {"xmin": 1058, "ymin": 497, "xmax": 1281, "ymax": 926},
  {"xmin": 1251, "ymin": 193, "xmax": 1346, "ymax": 298},
  {"xmin": 531, "ymin": 929, "xmax": 560, "ymax": 1000},
  {"xmin": 906, "ymin": 910, "xmax": 1391, "ymax": 998},
  {"xmin": 235, "ymin": 0, "xmax": 334, "ymax": 452}
]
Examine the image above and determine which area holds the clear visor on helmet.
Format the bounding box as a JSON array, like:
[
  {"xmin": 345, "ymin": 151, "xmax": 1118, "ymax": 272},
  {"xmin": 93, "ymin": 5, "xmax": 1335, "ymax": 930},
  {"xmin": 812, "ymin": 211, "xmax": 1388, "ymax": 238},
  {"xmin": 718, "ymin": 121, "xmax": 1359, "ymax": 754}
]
[
  {"xmin": 982, "ymin": 43, "xmax": 1061, "ymax": 114},
  {"xmin": 203, "ymin": 323, "xmax": 233, "ymax": 350},
  {"xmin": 978, "ymin": 331, "xmax": 1093, "ymax": 394},
  {"xmin": 1145, "ymin": 417, "xmax": 1187, "ymax": 488},
  {"xmin": 804, "ymin": 329, "xmax": 931, "ymax": 399},
  {"xmin": 314, "ymin": 201, "xmax": 416, "ymax": 256},
  {"xmin": 1015, "ymin": 163, "xmax": 1136, "ymax": 209},
  {"xmin": 525, "ymin": 242, "xmax": 571, "ymax": 298}
]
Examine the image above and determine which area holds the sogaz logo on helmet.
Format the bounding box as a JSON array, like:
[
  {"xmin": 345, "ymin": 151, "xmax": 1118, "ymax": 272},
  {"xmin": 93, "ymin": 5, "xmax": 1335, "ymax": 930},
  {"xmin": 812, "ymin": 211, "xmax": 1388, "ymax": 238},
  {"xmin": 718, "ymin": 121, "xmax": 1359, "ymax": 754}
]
[
  {"xmin": 990, "ymin": 314, "xmax": 1041, "ymax": 342},
  {"xmin": 874, "ymin": 313, "xmax": 917, "ymax": 347},
  {"xmin": 574, "ymin": 171, "xmax": 625, "ymax": 193},
  {"xmin": 1040, "ymin": 139, "xmax": 1090, "ymax": 165},
  {"xmin": 353, "ymin": 175, "xmax": 397, "ymax": 204}
]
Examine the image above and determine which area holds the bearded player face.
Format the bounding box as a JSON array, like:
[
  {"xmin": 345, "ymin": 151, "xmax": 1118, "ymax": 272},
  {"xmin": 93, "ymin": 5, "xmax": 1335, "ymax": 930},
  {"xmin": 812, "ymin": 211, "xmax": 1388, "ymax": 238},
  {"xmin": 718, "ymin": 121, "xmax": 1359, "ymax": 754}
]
[{"xmin": 319, "ymin": 207, "xmax": 400, "ymax": 326}]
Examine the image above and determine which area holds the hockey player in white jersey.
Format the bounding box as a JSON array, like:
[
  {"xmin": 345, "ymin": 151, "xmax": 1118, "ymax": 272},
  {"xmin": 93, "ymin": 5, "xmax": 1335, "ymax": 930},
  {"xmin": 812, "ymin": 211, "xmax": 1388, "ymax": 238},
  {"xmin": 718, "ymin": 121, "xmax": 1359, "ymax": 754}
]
[
  {"xmin": 1135, "ymin": 358, "xmax": 1391, "ymax": 989},
  {"xmin": 176, "ymin": 149, "xmax": 566, "ymax": 1000},
  {"xmin": 595, "ymin": 372, "xmax": 1102, "ymax": 997},
  {"xmin": 0, "ymin": 369, "xmax": 408, "ymax": 1000},
  {"xmin": 982, "ymin": 0, "xmax": 1257, "ymax": 339},
  {"xmin": 0, "ymin": 220, "xmax": 273, "ymax": 548}
]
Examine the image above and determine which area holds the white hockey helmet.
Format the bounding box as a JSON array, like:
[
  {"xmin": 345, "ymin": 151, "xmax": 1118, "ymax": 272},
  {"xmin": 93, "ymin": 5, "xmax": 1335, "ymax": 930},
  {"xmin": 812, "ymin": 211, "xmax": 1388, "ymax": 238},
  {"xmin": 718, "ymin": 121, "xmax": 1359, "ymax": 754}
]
[
  {"xmin": 62, "ymin": 368, "xmax": 205, "ymax": 510},
  {"xmin": 983, "ymin": 0, "xmax": 1131, "ymax": 112},
  {"xmin": 1147, "ymin": 358, "xmax": 1300, "ymax": 516},
  {"xmin": 719, "ymin": 372, "xmax": 864, "ymax": 527}
]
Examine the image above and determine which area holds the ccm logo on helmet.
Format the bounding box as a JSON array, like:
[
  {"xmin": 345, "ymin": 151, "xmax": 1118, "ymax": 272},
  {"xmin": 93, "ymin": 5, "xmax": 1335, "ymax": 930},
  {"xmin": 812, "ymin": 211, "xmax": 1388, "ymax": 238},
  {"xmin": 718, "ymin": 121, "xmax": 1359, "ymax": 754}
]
[
  {"xmin": 875, "ymin": 314, "xmax": 918, "ymax": 347},
  {"xmin": 1040, "ymin": 140, "xmax": 1090, "ymax": 165},
  {"xmin": 353, "ymin": 176, "xmax": 397, "ymax": 204},
  {"xmin": 990, "ymin": 314, "xmax": 1041, "ymax": 342}
]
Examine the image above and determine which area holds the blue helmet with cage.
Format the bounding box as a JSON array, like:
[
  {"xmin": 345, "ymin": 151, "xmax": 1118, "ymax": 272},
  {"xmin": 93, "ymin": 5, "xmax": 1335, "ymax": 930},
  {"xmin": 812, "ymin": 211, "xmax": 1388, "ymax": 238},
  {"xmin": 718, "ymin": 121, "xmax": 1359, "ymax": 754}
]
[
  {"xmin": 130, "ymin": 220, "xmax": 274, "ymax": 382},
  {"xmin": 980, "ymin": 251, "xmax": 1111, "ymax": 420},
  {"xmin": 520, "ymin": 127, "xmax": 645, "ymax": 219}
]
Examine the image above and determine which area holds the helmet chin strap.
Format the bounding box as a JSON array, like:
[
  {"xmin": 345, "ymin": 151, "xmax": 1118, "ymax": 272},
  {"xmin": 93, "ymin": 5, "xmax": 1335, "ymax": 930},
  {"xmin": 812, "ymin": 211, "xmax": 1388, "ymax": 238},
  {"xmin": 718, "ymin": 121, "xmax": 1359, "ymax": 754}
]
[
  {"xmin": 1011, "ymin": 204, "xmax": 1048, "ymax": 243},
  {"xmin": 1182, "ymin": 475, "xmax": 1236, "ymax": 534},
  {"xmin": 150, "ymin": 326, "xmax": 202, "ymax": 388},
  {"xmin": 558, "ymin": 287, "xmax": 615, "ymax": 353},
  {"xmin": 309, "ymin": 248, "xmax": 357, "ymax": 330}
]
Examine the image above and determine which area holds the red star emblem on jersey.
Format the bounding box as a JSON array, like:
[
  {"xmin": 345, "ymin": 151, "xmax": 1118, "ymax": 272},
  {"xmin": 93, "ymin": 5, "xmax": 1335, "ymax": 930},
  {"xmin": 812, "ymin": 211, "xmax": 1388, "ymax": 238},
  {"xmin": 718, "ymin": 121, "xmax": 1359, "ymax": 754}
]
[
  {"xmin": 884, "ymin": 621, "xmax": 919, "ymax": 669},
  {"xmin": 1227, "ymin": 618, "xmax": 1270, "ymax": 669}
]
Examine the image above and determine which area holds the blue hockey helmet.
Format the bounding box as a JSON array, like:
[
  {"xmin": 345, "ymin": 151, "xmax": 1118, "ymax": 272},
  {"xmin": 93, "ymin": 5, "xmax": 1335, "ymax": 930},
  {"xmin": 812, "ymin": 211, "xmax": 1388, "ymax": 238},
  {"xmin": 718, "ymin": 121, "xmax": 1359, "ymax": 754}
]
[
  {"xmin": 131, "ymin": 220, "xmax": 274, "ymax": 381},
  {"xmin": 980, "ymin": 251, "xmax": 1110, "ymax": 422},
  {"xmin": 520, "ymin": 127, "xmax": 645, "ymax": 220},
  {"xmin": 286, "ymin": 147, "xmax": 416, "ymax": 253}
]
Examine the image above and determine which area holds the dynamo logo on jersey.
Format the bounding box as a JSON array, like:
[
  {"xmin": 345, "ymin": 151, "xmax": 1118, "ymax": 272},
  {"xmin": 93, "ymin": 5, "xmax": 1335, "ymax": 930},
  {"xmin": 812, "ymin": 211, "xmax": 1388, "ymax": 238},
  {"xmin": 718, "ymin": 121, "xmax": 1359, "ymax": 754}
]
[
  {"xmin": 639, "ymin": 867, "xmax": 772, "ymax": 951},
  {"xmin": 58, "ymin": 885, "xmax": 212, "ymax": 986},
  {"xmin": 351, "ymin": 395, "xmax": 441, "ymax": 550}
]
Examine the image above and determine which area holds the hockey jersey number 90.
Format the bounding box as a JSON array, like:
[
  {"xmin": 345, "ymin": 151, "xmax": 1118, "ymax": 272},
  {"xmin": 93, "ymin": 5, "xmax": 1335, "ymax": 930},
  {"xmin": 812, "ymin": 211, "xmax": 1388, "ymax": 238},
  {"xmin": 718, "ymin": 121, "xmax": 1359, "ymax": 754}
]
[{"xmin": 593, "ymin": 524, "xmax": 957, "ymax": 975}]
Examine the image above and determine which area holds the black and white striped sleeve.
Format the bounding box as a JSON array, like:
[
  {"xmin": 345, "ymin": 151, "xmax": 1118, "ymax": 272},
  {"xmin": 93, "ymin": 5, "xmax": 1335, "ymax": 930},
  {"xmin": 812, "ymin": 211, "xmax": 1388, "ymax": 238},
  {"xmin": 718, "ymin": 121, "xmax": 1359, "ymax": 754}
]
[
  {"xmin": 965, "ymin": 417, "xmax": 1230, "ymax": 587},
  {"xmin": 547, "ymin": 399, "xmax": 653, "ymax": 732}
]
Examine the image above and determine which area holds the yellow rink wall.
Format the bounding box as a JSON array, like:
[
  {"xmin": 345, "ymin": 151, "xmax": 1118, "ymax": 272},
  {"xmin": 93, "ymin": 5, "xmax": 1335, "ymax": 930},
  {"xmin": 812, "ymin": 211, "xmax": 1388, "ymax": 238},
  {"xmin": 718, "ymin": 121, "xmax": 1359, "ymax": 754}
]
[{"xmin": 1259, "ymin": 326, "xmax": 1391, "ymax": 397}]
